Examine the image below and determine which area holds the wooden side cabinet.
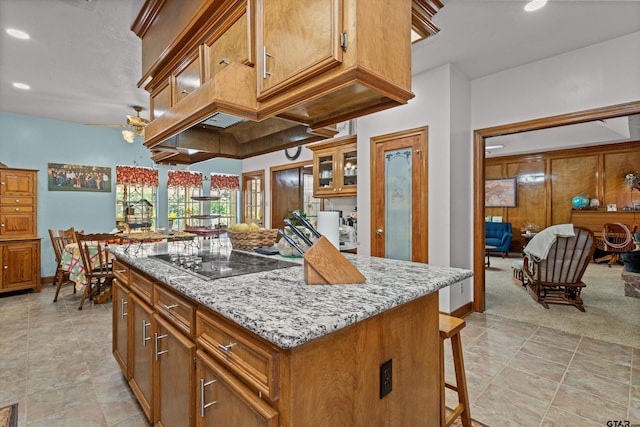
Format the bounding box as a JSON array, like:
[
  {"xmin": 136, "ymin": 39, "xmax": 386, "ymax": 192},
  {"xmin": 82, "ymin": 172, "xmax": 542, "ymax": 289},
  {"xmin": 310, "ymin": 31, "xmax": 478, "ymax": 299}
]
[
  {"xmin": 0, "ymin": 167, "xmax": 40, "ymax": 294},
  {"xmin": 309, "ymin": 135, "xmax": 357, "ymax": 198}
]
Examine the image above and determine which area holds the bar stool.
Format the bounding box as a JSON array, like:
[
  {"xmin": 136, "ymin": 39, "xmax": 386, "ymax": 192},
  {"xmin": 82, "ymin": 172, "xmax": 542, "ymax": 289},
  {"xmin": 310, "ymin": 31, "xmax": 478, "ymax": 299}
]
[{"xmin": 439, "ymin": 313, "xmax": 472, "ymax": 427}]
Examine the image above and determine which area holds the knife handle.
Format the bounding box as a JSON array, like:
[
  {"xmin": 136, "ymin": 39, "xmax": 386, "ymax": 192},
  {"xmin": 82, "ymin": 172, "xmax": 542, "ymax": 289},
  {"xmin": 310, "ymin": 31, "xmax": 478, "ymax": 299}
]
[
  {"xmin": 292, "ymin": 210, "xmax": 322, "ymax": 238},
  {"xmin": 277, "ymin": 230, "xmax": 305, "ymax": 255},
  {"xmin": 283, "ymin": 219, "xmax": 314, "ymax": 246}
]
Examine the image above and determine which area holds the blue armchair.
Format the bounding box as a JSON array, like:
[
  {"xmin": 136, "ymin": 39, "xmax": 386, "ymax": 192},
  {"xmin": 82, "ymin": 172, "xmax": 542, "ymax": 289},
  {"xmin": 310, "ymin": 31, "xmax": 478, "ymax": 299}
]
[{"xmin": 485, "ymin": 222, "xmax": 513, "ymax": 256}]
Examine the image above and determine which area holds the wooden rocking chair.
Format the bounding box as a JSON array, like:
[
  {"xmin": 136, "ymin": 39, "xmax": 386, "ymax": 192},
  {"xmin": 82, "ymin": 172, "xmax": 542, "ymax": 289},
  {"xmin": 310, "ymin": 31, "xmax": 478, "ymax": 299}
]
[{"xmin": 523, "ymin": 226, "xmax": 595, "ymax": 311}]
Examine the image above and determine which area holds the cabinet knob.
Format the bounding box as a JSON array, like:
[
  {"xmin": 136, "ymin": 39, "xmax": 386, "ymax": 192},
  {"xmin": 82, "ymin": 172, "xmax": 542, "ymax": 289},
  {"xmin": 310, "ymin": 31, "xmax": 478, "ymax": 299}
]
[
  {"xmin": 15, "ymin": 199, "xmax": 19, "ymax": 203},
  {"xmin": 180, "ymin": 89, "xmax": 189, "ymax": 96},
  {"xmin": 3, "ymin": 266, "xmax": 8, "ymax": 270},
  {"xmin": 15, "ymin": 208, "xmax": 19, "ymax": 211},
  {"xmin": 218, "ymin": 58, "xmax": 229, "ymax": 65},
  {"xmin": 1, "ymin": 224, "xmax": 4, "ymax": 227},
  {"xmin": 333, "ymin": 188, "xmax": 337, "ymax": 192},
  {"xmin": 376, "ymin": 229, "xmax": 384, "ymax": 235}
]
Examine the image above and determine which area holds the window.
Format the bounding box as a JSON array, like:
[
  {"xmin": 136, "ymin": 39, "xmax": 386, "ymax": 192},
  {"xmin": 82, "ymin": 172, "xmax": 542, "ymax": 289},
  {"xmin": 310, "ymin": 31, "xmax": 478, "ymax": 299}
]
[
  {"xmin": 242, "ymin": 170, "xmax": 264, "ymax": 226},
  {"xmin": 167, "ymin": 170, "xmax": 203, "ymax": 231},
  {"xmin": 115, "ymin": 166, "xmax": 158, "ymax": 230},
  {"xmin": 210, "ymin": 174, "xmax": 240, "ymax": 229},
  {"xmin": 303, "ymin": 166, "xmax": 321, "ymax": 224},
  {"xmin": 167, "ymin": 186, "xmax": 202, "ymax": 231}
]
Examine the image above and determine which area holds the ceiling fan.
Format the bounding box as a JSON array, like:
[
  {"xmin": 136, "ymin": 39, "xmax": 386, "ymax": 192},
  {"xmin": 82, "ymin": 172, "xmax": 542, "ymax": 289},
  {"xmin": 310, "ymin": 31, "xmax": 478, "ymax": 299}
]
[{"xmin": 87, "ymin": 106, "xmax": 149, "ymax": 143}]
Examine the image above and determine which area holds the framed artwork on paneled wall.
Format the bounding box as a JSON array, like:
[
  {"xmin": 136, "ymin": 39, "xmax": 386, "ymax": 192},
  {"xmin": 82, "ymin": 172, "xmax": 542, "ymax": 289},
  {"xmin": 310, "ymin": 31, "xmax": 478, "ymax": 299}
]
[
  {"xmin": 47, "ymin": 163, "xmax": 111, "ymax": 192},
  {"xmin": 485, "ymin": 177, "xmax": 516, "ymax": 208}
]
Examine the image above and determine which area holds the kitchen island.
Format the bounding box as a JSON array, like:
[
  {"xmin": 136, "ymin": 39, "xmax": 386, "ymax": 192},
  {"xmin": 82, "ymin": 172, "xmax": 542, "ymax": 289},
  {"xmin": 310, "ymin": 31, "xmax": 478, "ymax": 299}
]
[{"xmin": 109, "ymin": 243, "xmax": 473, "ymax": 426}]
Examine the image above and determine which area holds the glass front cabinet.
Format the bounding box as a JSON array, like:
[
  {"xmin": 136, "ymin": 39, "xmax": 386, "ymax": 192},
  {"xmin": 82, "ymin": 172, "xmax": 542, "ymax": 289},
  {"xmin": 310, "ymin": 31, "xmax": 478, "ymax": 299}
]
[{"xmin": 309, "ymin": 136, "xmax": 357, "ymax": 198}]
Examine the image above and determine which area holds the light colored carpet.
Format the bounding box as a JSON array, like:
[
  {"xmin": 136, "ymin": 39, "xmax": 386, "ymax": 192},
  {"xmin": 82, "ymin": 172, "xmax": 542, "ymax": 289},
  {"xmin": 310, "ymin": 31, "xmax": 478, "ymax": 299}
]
[{"xmin": 484, "ymin": 254, "xmax": 640, "ymax": 349}]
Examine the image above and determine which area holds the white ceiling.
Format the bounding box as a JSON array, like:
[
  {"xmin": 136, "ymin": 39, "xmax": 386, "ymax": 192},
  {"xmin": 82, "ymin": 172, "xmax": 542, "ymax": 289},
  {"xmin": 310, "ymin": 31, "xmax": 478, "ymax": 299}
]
[{"xmin": 1, "ymin": 0, "xmax": 639, "ymax": 152}]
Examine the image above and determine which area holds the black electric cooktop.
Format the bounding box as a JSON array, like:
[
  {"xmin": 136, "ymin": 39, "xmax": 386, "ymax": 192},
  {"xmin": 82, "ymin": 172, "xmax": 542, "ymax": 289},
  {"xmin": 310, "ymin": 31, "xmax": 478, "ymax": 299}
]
[{"xmin": 151, "ymin": 250, "xmax": 299, "ymax": 280}]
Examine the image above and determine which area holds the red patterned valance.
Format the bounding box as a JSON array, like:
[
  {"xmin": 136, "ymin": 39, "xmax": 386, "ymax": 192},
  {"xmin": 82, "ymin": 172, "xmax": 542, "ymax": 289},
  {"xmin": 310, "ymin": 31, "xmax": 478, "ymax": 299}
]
[
  {"xmin": 168, "ymin": 170, "xmax": 202, "ymax": 188},
  {"xmin": 116, "ymin": 165, "xmax": 158, "ymax": 187},
  {"xmin": 211, "ymin": 174, "xmax": 239, "ymax": 191}
]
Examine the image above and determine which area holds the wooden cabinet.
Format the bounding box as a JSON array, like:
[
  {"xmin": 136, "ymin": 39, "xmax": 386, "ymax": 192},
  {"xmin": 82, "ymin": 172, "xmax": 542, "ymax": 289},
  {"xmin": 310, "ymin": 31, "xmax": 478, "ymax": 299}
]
[
  {"xmin": 1, "ymin": 240, "xmax": 40, "ymax": 292},
  {"xmin": 133, "ymin": 0, "xmax": 416, "ymax": 162},
  {"xmin": 129, "ymin": 292, "xmax": 154, "ymax": 421},
  {"xmin": 256, "ymin": 0, "xmax": 342, "ymax": 100},
  {"xmin": 112, "ymin": 264, "xmax": 130, "ymax": 379},
  {"xmin": 0, "ymin": 168, "xmax": 40, "ymax": 294},
  {"xmin": 196, "ymin": 349, "xmax": 278, "ymax": 427},
  {"xmin": 309, "ymin": 136, "xmax": 357, "ymax": 197},
  {"xmin": 153, "ymin": 313, "xmax": 196, "ymax": 427}
]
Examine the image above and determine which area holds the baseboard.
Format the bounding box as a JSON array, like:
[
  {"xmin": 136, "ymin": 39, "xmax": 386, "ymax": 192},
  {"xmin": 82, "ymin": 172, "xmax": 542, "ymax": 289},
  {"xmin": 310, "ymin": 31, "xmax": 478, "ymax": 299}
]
[
  {"xmin": 449, "ymin": 302, "xmax": 474, "ymax": 318},
  {"xmin": 41, "ymin": 275, "xmax": 55, "ymax": 285}
]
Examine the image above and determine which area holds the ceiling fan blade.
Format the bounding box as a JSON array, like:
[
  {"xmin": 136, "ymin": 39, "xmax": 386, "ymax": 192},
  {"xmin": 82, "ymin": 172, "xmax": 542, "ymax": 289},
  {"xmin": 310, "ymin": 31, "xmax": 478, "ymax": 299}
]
[
  {"xmin": 127, "ymin": 115, "xmax": 149, "ymax": 126},
  {"xmin": 85, "ymin": 123, "xmax": 128, "ymax": 129}
]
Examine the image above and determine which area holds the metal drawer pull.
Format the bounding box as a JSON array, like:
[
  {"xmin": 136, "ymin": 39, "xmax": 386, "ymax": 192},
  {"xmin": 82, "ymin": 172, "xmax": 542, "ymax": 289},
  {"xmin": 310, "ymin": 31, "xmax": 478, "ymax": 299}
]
[
  {"xmin": 163, "ymin": 303, "xmax": 179, "ymax": 310},
  {"xmin": 263, "ymin": 46, "xmax": 272, "ymax": 79},
  {"xmin": 115, "ymin": 269, "xmax": 127, "ymax": 273},
  {"xmin": 217, "ymin": 342, "xmax": 236, "ymax": 352},
  {"xmin": 218, "ymin": 58, "xmax": 229, "ymax": 65},
  {"xmin": 120, "ymin": 299, "xmax": 128, "ymax": 319},
  {"xmin": 154, "ymin": 333, "xmax": 169, "ymax": 360},
  {"xmin": 200, "ymin": 378, "xmax": 218, "ymax": 416},
  {"xmin": 142, "ymin": 320, "xmax": 151, "ymax": 346}
]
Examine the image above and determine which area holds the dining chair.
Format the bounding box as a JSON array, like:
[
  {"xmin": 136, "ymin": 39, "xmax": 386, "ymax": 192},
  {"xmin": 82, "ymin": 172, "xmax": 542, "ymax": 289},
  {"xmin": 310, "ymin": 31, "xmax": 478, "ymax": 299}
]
[
  {"xmin": 49, "ymin": 227, "xmax": 77, "ymax": 302},
  {"xmin": 523, "ymin": 226, "xmax": 595, "ymax": 311},
  {"xmin": 74, "ymin": 231, "xmax": 119, "ymax": 310}
]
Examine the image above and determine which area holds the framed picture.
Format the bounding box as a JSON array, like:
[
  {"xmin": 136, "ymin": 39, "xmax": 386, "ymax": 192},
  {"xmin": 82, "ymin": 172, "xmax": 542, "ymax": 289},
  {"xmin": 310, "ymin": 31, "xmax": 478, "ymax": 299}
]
[
  {"xmin": 607, "ymin": 203, "xmax": 617, "ymax": 212},
  {"xmin": 485, "ymin": 177, "xmax": 517, "ymax": 208},
  {"xmin": 48, "ymin": 163, "xmax": 111, "ymax": 192}
]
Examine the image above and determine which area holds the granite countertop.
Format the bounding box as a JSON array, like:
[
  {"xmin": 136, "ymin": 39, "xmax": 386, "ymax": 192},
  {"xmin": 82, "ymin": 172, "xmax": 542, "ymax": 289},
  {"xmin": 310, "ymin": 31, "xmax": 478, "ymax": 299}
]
[{"xmin": 109, "ymin": 243, "xmax": 473, "ymax": 349}]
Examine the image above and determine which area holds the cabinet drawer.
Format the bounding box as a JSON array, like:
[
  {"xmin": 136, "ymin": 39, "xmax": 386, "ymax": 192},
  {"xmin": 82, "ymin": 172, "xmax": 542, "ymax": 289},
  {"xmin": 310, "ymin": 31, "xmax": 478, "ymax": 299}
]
[
  {"xmin": 130, "ymin": 270, "xmax": 153, "ymax": 304},
  {"xmin": 112, "ymin": 259, "xmax": 130, "ymax": 285},
  {"xmin": 196, "ymin": 310, "xmax": 279, "ymax": 400},
  {"xmin": 0, "ymin": 205, "xmax": 33, "ymax": 213},
  {"xmin": 0, "ymin": 196, "xmax": 34, "ymax": 206},
  {"xmin": 154, "ymin": 285, "xmax": 195, "ymax": 337}
]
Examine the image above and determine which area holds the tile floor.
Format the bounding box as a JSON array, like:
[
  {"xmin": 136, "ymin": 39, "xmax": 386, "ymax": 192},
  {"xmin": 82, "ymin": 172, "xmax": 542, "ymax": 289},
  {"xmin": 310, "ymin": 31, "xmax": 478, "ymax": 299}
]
[{"xmin": 0, "ymin": 284, "xmax": 638, "ymax": 426}]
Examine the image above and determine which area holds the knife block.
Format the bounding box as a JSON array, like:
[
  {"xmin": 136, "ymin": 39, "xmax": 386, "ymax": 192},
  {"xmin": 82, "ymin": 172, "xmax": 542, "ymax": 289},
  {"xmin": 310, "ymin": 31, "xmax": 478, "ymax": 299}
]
[{"xmin": 303, "ymin": 236, "xmax": 366, "ymax": 285}]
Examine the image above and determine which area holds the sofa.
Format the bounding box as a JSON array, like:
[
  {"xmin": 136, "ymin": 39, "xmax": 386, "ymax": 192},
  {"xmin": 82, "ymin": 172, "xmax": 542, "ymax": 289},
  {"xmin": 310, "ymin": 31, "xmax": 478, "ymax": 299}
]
[{"xmin": 485, "ymin": 222, "xmax": 513, "ymax": 256}]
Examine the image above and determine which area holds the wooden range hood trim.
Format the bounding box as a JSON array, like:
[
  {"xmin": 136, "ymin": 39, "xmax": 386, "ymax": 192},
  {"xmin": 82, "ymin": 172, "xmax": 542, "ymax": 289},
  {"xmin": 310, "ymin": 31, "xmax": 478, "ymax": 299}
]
[{"xmin": 268, "ymin": 65, "xmax": 416, "ymax": 129}]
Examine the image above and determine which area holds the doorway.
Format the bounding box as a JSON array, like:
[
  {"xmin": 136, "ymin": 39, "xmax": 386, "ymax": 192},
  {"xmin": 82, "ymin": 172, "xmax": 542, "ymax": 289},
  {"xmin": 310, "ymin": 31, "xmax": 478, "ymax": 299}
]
[
  {"xmin": 473, "ymin": 101, "xmax": 640, "ymax": 312},
  {"xmin": 270, "ymin": 161, "xmax": 322, "ymax": 231},
  {"xmin": 370, "ymin": 127, "xmax": 428, "ymax": 262}
]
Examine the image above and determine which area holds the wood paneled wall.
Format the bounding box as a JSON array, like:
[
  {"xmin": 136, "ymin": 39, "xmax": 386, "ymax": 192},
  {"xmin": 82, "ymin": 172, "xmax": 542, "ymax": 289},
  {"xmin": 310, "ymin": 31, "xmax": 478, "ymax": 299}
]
[{"xmin": 486, "ymin": 140, "xmax": 640, "ymax": 251}]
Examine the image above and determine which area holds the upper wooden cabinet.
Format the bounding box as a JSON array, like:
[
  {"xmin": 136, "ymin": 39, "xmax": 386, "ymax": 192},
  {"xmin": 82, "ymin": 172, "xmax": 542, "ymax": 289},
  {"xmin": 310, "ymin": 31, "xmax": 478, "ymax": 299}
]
[
  {"xmin": 133, "ymin": 0, "xmax": 437, "ymax": 163},
  {"xmin": 256, "ymin": 0, "xmax": 342, "ymax": 100},
  {"xmin": 309, "ymin": 136, "xmax": 357, "ymax": 198}
]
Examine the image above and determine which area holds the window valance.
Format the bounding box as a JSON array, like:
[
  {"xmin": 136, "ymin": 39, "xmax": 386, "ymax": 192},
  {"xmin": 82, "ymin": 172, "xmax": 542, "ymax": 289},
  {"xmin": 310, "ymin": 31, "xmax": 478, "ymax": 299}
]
[
  {"xmin": 168, "ymin": 170, "xmax": 202, "ymax": 188},
  {"xmin": 116, "ymin": 165, "xmax": 158, "ymax": 187},
  {"xmin": 210, "ymin": 174, "xmax": 240, "ymax": 191}
]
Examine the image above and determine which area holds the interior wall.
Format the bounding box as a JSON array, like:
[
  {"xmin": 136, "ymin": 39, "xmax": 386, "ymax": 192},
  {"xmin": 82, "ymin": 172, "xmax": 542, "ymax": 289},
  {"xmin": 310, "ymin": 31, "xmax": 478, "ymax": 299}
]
[
  {"xmin": 0, "ymin": 112, "xmax": 242, "ymax": 278},
  {"xmin": 471, "ymin": 32, "xmax": 640, "ymax": 130}
]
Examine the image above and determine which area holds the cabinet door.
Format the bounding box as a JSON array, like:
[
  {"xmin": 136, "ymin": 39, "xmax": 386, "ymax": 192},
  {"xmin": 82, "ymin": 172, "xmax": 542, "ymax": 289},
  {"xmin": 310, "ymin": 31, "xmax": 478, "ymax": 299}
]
[
  {"xmin": 336, "ymin": 144, "xmax": 357, "ymax": 196},
  {"xmin": 0, "ymin": 170, "xmax": 34, "ymax": 196},
  {"xmin": 154, "ymin": 314, "xmax": 195, "ymax": 427},
  {"xmin": 174, "ymin": 51, "xmax": 202, "ymax": 104},
  {"xmin": 1, "ymin": 241, "xmax": 39, "ymax": 290},
  {"xmin": 313, "ymin": 148, "xmax": 337, "ymax": 197},
  {"xmin": 208, "ymin": 13, "xmax": 250, "ymax": 78},
  {"xmin": 112, "ymin": 280, "xmax": 130, "ymax": 379},
  {"xmin": 151, "ymin": 79, "xmax": 171, "ymax": 120},
  {"xmin": 257, "ymin": 0, "xmax": 343, "ymax": 100},
  {"xmin": 129, "ymin": 293, "xmax": 154, "ymax": 422},
  {"xmin": 196, "ymin": 350, "xmax": 278, "ymax": 427},
  {"xmin": 0, "ymin": 213, "xmax": 35, "ymax": 238}
]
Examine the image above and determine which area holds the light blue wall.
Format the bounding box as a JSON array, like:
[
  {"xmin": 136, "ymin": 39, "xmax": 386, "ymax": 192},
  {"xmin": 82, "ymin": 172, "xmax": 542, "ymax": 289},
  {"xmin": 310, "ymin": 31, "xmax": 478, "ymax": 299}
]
[{"xmin": 0, "ymin": 112, "xmax": 241, "ymax": 278}]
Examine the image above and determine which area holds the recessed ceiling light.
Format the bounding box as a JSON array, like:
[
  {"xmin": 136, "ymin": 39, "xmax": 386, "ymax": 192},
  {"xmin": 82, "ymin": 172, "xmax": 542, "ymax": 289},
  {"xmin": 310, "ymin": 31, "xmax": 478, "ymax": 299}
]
[
  {"xmin": 524, "ymin": 0, "xmax": 547, "ymax": 12},
  {"xmin": 485, "ymin": 144, "xmax": 504, "ymax": 150},
  {"xmin": 12, "ymin": 82, "xmax": 31, "ymax": 90},
  {"xmin": 6, "ymin": 28, "xmax": 30, "ymax": 40}
]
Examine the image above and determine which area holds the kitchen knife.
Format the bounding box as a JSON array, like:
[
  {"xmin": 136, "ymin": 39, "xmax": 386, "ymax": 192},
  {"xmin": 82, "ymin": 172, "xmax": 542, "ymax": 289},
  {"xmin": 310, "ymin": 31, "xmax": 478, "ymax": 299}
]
[
  {"xmin": 283, "ymin": 219, "xmax": 314, "ymax": 247},
  {"xmin": 277, "ymin": 230, "xmax": 305, "ymax": 256},
  {"xmin": 291, "ymin": 210, "xmax": 322, "ymax": 238}
]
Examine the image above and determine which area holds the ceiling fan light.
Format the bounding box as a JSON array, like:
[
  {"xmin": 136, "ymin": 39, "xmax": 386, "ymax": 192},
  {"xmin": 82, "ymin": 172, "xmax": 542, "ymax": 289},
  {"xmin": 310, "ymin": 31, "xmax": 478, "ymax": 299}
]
[{"xmin": 122, "ymin": 130, "xmax": 135, "ymax": 143}]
